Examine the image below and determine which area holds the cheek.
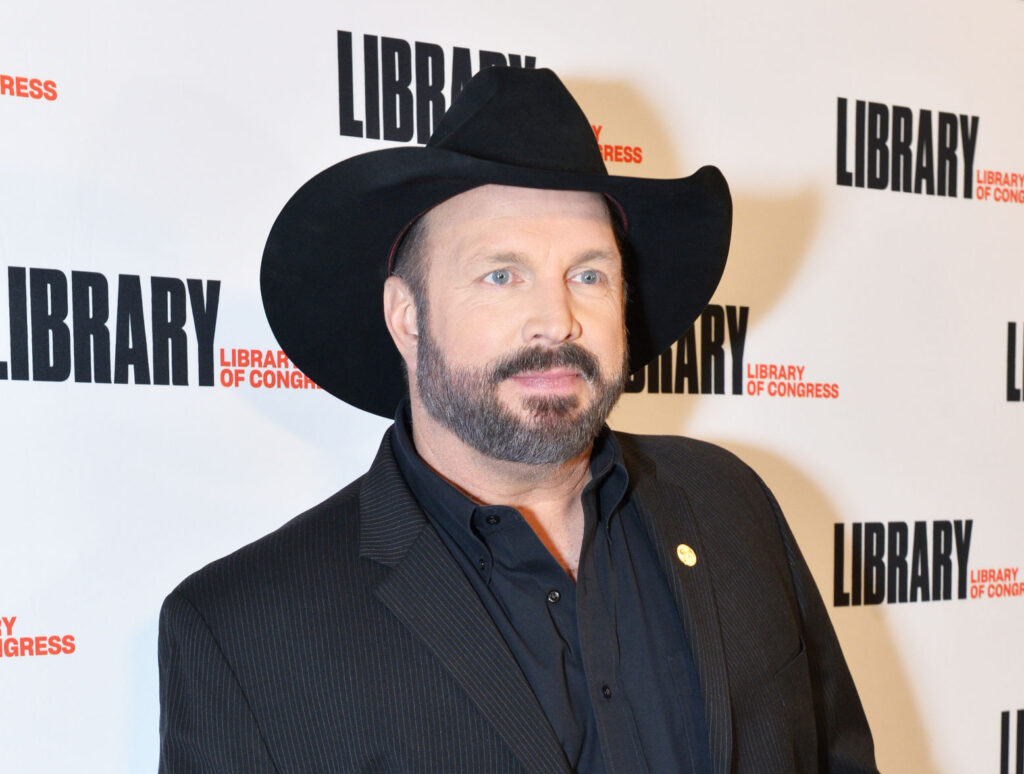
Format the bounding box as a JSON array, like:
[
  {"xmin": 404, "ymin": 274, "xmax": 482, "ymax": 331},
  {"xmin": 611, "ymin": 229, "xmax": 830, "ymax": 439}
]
[
  {"xmin": 431, "ymin": 300, "xmax": 513, "ymax": 362},
  {"xmin": 581, "ymin": 302, "xmax": 627, "ymax": 350},
  {"xmin": 590, "ymin": 329, "xmax": 628, "ymax": 381}
]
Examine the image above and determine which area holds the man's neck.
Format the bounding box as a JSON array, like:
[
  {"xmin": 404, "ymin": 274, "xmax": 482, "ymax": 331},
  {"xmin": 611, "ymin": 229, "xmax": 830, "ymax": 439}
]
[{"xmin": 408, "ymin": 399, "xmax": 593, "ymax": 579}]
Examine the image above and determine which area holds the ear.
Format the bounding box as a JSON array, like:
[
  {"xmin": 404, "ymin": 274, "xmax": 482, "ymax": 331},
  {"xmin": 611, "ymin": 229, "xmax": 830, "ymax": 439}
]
[{"xmin": 383, "ymin": 275, "xmax": 419, "ymax": 372}]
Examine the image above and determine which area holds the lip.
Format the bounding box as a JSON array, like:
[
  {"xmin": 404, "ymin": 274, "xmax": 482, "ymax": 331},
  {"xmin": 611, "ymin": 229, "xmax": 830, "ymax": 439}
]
[{"xmin": 508, "ymin": 369, "xmax": 582, "ymax": 392}]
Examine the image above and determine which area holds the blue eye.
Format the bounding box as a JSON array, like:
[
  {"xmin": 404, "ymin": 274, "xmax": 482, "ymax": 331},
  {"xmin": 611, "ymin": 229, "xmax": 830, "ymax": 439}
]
[
  {"xmin": 485, "ymin": 269, "xmax": 512, "ymax": 285},
  {"xmin": 575, "ymin": 269, "xmax": 600, "ymax": 284}
]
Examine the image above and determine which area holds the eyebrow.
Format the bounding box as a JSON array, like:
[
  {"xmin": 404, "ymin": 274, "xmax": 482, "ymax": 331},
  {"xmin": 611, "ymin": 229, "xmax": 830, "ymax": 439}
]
[
  {"xmin": 572, "ymin": 249, "xmax": 621, "ymax": 266},
  {"xmin": 466, "ymin": 251, "xmax": 528, "ymax": 267},
  {"xmin": 465, "ymin": 248, "xmax": 622, "ymax": 270}
]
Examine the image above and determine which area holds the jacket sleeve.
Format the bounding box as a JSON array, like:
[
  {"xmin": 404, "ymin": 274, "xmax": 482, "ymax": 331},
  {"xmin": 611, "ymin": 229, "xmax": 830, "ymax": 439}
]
[
  {"xmin": 158, "ymin": 590, "xmax": 279, "ymax": 774},
  {"xmin": 760, "ymin": 481, "xmax": 880, "ymax": 774}
]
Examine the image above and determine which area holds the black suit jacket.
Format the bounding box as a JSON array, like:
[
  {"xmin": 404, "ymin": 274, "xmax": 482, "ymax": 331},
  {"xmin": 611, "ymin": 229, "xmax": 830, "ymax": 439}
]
[{"xmin": 158, "ymin": 430, "xmax": 878, "ymax": 773}]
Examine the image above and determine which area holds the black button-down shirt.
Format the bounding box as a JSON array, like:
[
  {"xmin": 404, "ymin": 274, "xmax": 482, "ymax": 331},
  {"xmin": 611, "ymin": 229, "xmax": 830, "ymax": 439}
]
[{"xmin": 392, "ymin": 402, "xmax": 711, "ymax": 774}]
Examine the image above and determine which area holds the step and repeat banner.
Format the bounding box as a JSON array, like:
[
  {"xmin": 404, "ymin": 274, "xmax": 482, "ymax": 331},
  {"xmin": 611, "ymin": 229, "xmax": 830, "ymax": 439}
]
[{"xmin": 2, "ymin": 1, "xmax": 1022, "ymax": 771}]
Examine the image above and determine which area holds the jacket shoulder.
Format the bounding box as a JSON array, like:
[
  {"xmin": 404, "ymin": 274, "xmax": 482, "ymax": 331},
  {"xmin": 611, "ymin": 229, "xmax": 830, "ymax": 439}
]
[
  {"xmin": 169, "ymin": 474, "xmax": 368, "ymax": 613},
  {"xmin": 614, "ymin": 430, "xmax": 762, "ymax": 488}
]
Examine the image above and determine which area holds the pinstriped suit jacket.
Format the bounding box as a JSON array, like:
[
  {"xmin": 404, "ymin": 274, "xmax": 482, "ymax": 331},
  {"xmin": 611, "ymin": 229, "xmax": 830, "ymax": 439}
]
[{"xmin": 158, "ymin": 430, "xmax": 878, "ymax": 773}]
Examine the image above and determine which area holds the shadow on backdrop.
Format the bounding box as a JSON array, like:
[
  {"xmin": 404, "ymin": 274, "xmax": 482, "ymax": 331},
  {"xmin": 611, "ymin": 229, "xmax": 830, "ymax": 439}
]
[{"xmin": 721, "ymin": 441, "xmax": 937, "ymax": 774}]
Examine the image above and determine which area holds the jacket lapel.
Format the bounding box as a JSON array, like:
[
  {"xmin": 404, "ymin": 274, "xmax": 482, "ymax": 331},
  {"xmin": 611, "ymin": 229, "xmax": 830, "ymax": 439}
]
[
  {"xmin": 627, "ymin": 450, "xmax": 734, "ymax": 774},
  {"xmin": 359, "ymin": 432, "xmax": 571, "ymax": 774}
]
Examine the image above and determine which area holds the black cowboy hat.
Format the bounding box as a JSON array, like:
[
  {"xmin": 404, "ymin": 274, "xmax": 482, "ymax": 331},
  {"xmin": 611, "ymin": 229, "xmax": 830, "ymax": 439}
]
[{"xmin": 261, "ymin": 66, "xmax": 731, "ymax": 418}]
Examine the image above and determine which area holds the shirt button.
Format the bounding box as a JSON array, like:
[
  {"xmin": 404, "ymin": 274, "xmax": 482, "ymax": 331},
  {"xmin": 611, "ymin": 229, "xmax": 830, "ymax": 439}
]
[
  {"xmin": 485, "ymin": 514, "xmax": 500, "ymax": 526},
  {"xmin": 547, "ymin": 589, "xmax": 561, "ymax": 604},
  {"xmin": 478, "ymin": 557, "xmax": 487, "ymax": 571},
  {"xmin": 601, "ymin": 684, "xmax": 612, "ymax": 699}
]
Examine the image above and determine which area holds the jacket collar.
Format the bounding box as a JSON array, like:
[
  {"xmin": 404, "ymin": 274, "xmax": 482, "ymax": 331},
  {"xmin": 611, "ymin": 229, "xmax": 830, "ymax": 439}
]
[{"xmin": 358, "ymin": 429, "xmax": 572, "ymax": 774}]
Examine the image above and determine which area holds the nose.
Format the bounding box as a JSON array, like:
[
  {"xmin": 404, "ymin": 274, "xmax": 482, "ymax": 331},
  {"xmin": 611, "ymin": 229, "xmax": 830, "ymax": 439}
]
[{"xmin": 520, "ymin": 278, "xmax": 581, "ymax": 346}]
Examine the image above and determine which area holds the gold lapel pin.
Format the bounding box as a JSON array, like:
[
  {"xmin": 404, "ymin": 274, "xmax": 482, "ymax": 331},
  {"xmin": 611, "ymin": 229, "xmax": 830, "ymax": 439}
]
[{"xmin": 676, "ymin": 543, "xmax": 697, "ymax": 567}]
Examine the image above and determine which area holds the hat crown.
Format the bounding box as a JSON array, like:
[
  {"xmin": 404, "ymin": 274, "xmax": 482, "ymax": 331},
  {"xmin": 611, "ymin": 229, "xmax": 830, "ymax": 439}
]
[{"xmin": 427, "ymin": 67, "xmax": 607, "ymax": 175}]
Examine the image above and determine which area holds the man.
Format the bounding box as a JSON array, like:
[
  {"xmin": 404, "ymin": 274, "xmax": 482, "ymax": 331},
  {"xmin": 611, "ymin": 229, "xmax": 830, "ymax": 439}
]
[{"xmin": 159, "ymin": 67, "xmax": 878, "ymax": 773}]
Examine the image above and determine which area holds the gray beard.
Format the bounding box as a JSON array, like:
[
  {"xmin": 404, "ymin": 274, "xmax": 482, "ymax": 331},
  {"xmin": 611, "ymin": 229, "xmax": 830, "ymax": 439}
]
[{"xmin": 415, "ymin": 325, "xmax": 626, "ymax": 465}]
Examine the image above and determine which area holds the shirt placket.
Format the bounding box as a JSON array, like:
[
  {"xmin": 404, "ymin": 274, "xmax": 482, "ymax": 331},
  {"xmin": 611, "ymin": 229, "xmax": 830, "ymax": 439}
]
[{"xmin": 575, "ymin": 492, "xmax": 650, "ymax": 774}]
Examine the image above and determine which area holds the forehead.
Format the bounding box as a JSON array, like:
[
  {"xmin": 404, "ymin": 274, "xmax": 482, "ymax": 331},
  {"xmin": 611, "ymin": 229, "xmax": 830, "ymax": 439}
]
[{"xmin": 420, "ymin": 184, "xmax": 618, "ymax": 266}]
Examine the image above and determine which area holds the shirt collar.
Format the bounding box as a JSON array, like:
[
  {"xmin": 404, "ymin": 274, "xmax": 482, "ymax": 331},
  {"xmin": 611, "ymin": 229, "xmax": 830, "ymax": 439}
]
[
  {"xmin": 586, "ymin": 425, "xmax": 630, "ymax": 523},
  {"xmin": 390, "ymin": 398, "xmax": 630, "ymax": 540},
  {"xmin": 391, "ymin": 398, "xmax": 478, "ymax": 540}
]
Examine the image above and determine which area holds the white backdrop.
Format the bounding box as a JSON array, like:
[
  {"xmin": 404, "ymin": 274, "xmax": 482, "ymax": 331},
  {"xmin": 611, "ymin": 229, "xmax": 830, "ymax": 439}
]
[{"xmin": 2, "ymin": 1, "xmax": 1022, "ymax": 772}]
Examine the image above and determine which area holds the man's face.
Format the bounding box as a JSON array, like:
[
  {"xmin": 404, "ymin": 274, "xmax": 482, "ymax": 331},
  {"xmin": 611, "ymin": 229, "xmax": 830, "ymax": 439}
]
[{"xmin": 410, "ymin": 184, "xmax": 628, "ymax": 465}]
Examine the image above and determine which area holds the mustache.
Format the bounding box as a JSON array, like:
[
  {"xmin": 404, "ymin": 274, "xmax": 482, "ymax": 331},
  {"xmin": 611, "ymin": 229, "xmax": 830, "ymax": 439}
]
[{"xmin": 489, "ymin": 343, "xmax": 601, "ymax": 384}]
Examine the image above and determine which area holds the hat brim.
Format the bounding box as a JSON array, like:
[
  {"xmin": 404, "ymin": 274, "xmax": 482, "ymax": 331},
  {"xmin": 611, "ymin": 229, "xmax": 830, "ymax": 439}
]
[{"xmin": 261, "ymin": 147, "xmax": 731, "ymax": 418}]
